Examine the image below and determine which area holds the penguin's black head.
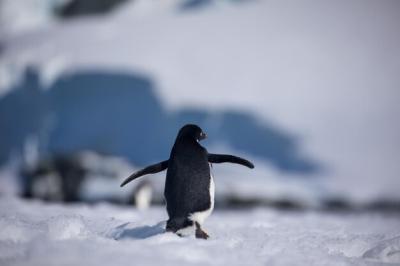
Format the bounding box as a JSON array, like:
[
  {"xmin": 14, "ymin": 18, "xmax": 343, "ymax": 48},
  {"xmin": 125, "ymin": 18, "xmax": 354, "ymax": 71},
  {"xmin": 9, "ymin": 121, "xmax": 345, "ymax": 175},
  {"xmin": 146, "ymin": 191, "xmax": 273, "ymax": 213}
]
[{"xmin": 177, "ymin": 124, "xmax": 207, "ymax": 142}]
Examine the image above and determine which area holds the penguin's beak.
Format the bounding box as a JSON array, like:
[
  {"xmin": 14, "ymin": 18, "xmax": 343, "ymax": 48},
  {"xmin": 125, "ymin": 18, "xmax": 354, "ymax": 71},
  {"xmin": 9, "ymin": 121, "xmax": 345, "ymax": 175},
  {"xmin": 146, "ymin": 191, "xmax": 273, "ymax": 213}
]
[{"xmin": 199, "ymin": 132, "xmax": 207, "ymax": 140}]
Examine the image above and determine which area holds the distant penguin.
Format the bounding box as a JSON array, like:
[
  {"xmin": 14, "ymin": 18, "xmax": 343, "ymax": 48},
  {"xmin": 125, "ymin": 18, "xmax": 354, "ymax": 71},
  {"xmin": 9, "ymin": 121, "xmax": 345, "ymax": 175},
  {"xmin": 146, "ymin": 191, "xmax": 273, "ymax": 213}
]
[
  {"xmin": 132, "ymin": 180, "xmax": 153, "ymax": 210},
  {"xmin": 120, "ymin": 124, "xmax": 254, "ymax": 239}
]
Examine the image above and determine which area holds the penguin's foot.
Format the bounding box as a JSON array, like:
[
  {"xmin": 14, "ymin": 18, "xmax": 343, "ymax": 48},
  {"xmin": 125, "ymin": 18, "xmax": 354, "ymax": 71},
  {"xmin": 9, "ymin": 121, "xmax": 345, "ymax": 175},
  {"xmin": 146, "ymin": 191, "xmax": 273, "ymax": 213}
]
[
  {"xmin": 175, "ymin": 227, "xmax": 194, "ymax": 238},
  {"xmin": 195, "ymin": 222, "xmax": 209, "ymax": 240},
  {"xmin": 195, "ymin": 228, "xmax": 209, "ymax": 239}
]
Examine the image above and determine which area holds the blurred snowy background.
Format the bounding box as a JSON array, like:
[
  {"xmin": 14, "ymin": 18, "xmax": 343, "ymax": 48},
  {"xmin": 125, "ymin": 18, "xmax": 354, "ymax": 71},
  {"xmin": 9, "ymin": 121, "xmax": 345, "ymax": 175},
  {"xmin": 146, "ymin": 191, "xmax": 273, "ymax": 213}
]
[
  {"xmin": 1, "ymin": 0, "xmax": 399, "ymax": 209},
  {"xmin": 1, "ymin": 1, "xmax": 400, "ymax": 265}
]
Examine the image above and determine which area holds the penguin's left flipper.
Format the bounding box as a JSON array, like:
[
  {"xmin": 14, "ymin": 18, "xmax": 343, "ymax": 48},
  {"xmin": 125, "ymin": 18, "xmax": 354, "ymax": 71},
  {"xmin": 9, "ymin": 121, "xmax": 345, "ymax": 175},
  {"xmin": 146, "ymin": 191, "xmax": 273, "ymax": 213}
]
[
  {"xmin": 120, "ymin": 160, "xmax": 169, "ymax": 187},
  {"xmin": 208, "ymin": 154, "xmax": 254, "ymax": 169}
]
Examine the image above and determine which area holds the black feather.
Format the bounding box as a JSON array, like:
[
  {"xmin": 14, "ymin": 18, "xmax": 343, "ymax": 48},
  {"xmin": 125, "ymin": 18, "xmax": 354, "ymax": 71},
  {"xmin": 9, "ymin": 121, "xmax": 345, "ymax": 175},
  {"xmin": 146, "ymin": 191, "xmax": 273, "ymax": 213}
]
[
  {"xmin": 208, "ymin": 154, "xmax": 254, "ymax": 169},
  {"xmin": 120, "ymin": 160, "xmax": 168, "ymax": 187}
]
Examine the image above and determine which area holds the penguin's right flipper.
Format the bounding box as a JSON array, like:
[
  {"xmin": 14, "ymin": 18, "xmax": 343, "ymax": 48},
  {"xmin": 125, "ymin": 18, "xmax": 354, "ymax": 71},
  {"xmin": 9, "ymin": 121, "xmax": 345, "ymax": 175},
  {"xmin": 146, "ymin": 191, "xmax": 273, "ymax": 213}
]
[
  {"xmin": 120, "ymin": 160, "xmax": 169, "ymax": 187},
  {"xmin": 208, "ymin": 154, "xmax": 254, "ymax": 169}
]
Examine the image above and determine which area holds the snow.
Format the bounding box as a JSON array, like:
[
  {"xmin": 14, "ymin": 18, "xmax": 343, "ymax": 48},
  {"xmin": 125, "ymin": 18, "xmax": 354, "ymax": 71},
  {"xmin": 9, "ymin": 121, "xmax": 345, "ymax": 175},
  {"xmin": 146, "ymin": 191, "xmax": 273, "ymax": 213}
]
[
  {"xmin": 1, "ymin": 2, "xmax": 399, "ymax": 264},
  {"xmin": 0, "ymin": 0, "xmax": 68, "ymax": 39},
  {"xmin": 0, "ymin": 197, "xmax": 399, "ymax": 265},
  {"xmin": 1, "ymin": 0, "xmax": 400, "ymax": 205}
]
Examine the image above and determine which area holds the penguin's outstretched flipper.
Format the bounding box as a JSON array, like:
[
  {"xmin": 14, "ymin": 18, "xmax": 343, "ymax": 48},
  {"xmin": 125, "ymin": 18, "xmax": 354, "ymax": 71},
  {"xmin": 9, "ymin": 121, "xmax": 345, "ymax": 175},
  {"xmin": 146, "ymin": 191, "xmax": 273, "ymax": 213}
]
[
  {"xmin": 208, "ymin": 154, "xmax": 254, "ymax": 169},
  {"xmin": 120, "ymin": 160, "xmax": 169, "ymax": 187}
]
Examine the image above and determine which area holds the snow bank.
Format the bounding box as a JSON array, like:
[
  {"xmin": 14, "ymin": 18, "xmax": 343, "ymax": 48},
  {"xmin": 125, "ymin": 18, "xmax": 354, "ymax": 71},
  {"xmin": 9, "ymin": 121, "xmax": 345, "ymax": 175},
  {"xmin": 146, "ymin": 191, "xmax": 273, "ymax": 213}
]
[{"xmin": 1, "ymin": 198, "xmax": 400, "ymax": 265}]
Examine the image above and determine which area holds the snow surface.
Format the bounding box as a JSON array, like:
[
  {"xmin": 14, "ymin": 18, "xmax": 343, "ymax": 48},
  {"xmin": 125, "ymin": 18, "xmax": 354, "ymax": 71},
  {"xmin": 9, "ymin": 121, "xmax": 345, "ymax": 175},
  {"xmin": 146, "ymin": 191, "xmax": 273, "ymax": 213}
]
[
  {"xmin": 0, "ymin": 198, "xmax": 400, "ymax": 266},
  {"xmin": 2, "ymin": 3, "xmax": 400, "ymax": 264},
  {"xmin": 0, "ymin": 0, "xmax": 69, "ymax": 39}
]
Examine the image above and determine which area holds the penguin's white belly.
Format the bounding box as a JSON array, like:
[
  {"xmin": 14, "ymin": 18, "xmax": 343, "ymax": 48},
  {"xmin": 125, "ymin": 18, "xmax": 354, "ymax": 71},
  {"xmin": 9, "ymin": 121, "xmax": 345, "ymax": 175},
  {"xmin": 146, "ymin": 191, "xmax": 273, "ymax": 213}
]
[{"xmin": 189, "ymin": 173, "xmax": 215, "ymax": 226}]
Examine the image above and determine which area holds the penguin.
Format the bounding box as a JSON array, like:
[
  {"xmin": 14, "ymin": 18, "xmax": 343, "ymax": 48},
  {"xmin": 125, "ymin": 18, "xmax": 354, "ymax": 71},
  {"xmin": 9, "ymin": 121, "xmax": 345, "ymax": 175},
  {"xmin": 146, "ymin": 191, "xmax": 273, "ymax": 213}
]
[{"xmin": 120, "ymin": 124, "xmax": 254, "ymax": 239}]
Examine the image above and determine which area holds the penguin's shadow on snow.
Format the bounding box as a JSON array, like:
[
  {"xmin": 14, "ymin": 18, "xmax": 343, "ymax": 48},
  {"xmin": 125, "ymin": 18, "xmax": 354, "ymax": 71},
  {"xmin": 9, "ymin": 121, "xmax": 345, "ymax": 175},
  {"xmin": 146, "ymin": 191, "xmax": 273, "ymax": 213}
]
[
  {"xmin": 0, "ymin": 68, "xmax": 321, "ymax": 174},
  {"xmin": 113, "ymin": 222, "xmax": 166, "ymax": 240}
]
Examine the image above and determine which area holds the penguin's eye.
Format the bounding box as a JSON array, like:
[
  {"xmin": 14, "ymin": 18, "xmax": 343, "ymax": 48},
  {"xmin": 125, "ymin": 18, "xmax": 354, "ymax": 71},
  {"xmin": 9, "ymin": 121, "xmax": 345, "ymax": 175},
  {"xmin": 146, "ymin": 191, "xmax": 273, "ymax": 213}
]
[{"xmin": 199, "ymin": 132, "xmax": 207, "ymax": 140}]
